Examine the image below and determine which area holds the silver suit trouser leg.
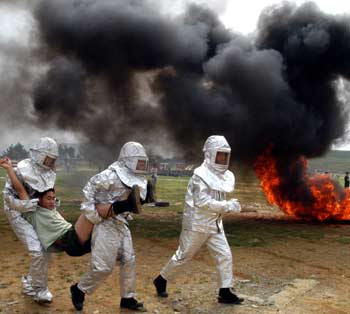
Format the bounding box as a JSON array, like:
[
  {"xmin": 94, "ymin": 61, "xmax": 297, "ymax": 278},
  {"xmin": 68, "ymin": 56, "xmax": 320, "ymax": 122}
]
[
  {"xmin": 9, "ymin": 215, "xmax": 50, "ymax": 298},
  {"xmin": 78, "ymin": 220, "xmax": 137, "ymax": 298},
  {"xmin": 206, "ymin": 232, "xmax": 233, "ymax": 288},
  {"xmin": 160, "ymin": 229, "xmax": 208, "ymax": 280},
  {"xmin": 117, "ymin": 226, "xmax": 136, "ymax": 298}
]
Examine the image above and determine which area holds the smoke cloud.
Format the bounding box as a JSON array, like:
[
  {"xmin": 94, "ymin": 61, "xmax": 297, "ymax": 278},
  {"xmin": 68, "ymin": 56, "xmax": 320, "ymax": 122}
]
[{"xmin": 32, "ymin": 0, "xmax": 350, "ymax": 164}]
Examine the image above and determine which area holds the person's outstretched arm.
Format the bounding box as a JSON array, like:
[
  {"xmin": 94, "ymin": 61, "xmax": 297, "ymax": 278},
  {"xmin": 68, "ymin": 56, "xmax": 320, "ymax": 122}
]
[{"xmin": 0, "ymin": 157, "xmax": 29, "ymax": 200}]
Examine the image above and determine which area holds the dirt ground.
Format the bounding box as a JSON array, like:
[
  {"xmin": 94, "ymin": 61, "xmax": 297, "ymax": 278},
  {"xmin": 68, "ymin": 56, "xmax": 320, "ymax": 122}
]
[{"xmin": 0, "ymin": 209, "xmax": 349, "ymax": 314}]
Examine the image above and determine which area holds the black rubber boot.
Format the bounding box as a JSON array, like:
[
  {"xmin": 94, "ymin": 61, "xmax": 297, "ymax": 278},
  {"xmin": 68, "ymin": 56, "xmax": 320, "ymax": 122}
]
[
  {"xmin": 153, "ymin": 274, "xmax": 168, "ymax": 298},
  {"xmin": 218, "ymin": 288, "xmax": 244, "ymax": 304},
  {"xmin": 120, "ymin": 297, "xmax": 145, "ymax": 311},
  {"xmin": 112, "ymin": 185, "xmax": 142, "ymax": 215},
  {"xmin": 70, "ymin": 283, "xmax": 85, "ymax": 311}
]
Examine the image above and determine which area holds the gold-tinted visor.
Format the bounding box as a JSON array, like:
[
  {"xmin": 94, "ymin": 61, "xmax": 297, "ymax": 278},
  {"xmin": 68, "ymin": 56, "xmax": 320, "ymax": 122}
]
[
  {"xmin": 215, "ymin": 151, "xmax": 230, "ymax": 165},
  {"xmin": 136, "ymin": 158, "xmax": 148, "ymax": 172},
  {"xmin": 43, "ymin": 156, "xmax": 56, "ymax": 169}
]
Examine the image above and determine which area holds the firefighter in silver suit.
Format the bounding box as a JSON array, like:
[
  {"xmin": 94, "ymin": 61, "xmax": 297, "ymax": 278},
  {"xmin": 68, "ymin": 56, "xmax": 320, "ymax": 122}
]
[
  {"xmin": 153, "ymin": 135, "xmax": 244, "ymax": 304},
  {"xmin": 3, "ymin": 137, "xmax": 58, "ymax": 303},
  {"xmin": 70, "ymin": 142, "xmax": 148, "ymax": 311}
]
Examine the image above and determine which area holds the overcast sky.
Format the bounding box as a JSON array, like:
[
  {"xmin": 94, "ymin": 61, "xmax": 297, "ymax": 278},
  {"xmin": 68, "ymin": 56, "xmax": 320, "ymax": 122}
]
[
  {"xmin": 221, "ymin": 0, "xmax": 350, "ymax": 34},
  {"xmin": 0, "ymin": 0, "xmax": 350, "ymax": 151}
]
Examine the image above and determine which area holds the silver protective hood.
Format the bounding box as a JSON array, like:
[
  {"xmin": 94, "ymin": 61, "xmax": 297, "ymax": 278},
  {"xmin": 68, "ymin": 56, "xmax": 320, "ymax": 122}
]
[
  {"xmin": 108, "ymin": 142, "xmax": 148, "ymax": 199},
  {"xmin": 195, "ymin": 135, "xmax": 235, "ymax": 193},
  {"xmin": 29, "ymin": 137, "xmax": 58, "ymax": 169},
  {"xmin": 17, "ymin": 159, "xmax": 56, "ymax": 192}
]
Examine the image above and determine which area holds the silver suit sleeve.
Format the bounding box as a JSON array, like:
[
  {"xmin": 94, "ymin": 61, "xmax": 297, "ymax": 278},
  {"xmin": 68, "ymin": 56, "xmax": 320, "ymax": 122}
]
[
  {"xmin": 192, "ymin": 175, "xmax": 229, "ymax": 213},
  {"xmin": 3, "ymin": 177, "xmax": 38, "ymax": 213},
  {"xmin": 80, "ymin": 176, "xmax": 103, "ymax": 224}
]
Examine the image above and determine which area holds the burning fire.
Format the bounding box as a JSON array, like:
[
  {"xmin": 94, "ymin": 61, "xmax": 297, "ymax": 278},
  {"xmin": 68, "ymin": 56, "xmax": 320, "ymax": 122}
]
[{"xmin": 254, "ymin": 149, "xmax": 350, "ymax": 221}]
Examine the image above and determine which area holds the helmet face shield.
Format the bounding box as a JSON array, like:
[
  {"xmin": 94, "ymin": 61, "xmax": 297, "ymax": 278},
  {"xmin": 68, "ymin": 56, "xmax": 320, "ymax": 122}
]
[
  {"xmin": 43, "ymin": 156, "xmax": 56, "ymax": 169},
  {"xmin": 118, "ymin": 142, "xmax": 149, "ymax": 175},
  {"xmin": 215, "ymin": 151, "xmax": 230, "ymax": 166},
  {"xmin": 135, "ymin": 158, "xmax": 148, "ymax": 174},
  {"xmin": 29, "ymin": 137, "xmax": 58, "ymax": 169}
]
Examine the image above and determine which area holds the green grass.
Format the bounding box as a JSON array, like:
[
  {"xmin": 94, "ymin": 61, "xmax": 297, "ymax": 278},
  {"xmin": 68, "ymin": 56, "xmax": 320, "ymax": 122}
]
[
  {"xmin": 308, "ymin": 150, "xmax": 350, "ymax": 173},
  {"xmin": 224, "ymin": 220, "xmax": 326, "ymax": 247},
  {"xmin": 132, "ymin": 216, "xmax": 182, "ymax": 238},
  {"xmin": 155, "ymin": 176, "xmax": 189, "ymax": 209},
  {"xmin": 0, "ymin": 168, "xmax": 347, "ymax": 248},
  {"xmin": 336, "ymin": 236, "xmax": 350, "ymax": 245}
]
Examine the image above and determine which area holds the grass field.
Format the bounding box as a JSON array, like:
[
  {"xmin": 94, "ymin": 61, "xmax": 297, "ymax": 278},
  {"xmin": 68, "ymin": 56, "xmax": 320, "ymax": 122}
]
[
  {"xmin": 1, "ymin": 166, "xmax": 350, "ymax": 314},
  {"xmin": 308, "ymin": 149, "xmax": 350, "ymax": 172},
  {"xmin": 0, "ymin": 167, "xmax": 348, "ymax": 248}
]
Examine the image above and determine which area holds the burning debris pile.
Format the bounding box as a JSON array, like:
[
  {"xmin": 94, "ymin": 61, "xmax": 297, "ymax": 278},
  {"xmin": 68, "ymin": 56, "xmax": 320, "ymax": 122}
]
[
  {"xmin": 29, "ymin": 1, "xmax": 350, "ymax": 220},
  {"xmin": 254, "ymin": 148, "xmax": 350, "ymax": 221}
]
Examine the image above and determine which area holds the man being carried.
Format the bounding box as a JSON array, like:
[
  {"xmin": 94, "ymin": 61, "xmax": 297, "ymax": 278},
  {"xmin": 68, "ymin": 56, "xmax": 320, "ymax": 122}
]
[{"xmin": 0, "ymin": 159, "xmax": 141, "ymax": 257}]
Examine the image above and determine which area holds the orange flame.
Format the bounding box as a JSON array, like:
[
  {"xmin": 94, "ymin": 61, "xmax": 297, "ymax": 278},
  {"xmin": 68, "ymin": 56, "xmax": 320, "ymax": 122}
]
[{"xmin": 254, "ymin": 149, "xmax": 350, "ymax": 221}]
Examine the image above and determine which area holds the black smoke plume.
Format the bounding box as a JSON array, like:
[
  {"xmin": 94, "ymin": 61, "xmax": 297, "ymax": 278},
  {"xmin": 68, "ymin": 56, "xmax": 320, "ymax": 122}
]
[{"xmin": 33, "ymin": 0, "xmax": 350, "ymax": 169}]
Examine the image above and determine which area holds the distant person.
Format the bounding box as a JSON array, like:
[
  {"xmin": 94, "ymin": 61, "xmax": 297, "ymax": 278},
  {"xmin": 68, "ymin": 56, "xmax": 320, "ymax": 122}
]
[
  {"xmin": 153, "ymin": 135, "xmax": 244, "ymax": 305},
  {"xmin": 344, "ymin": 172, "xmax": 349, "ymax": 188},
  {"xmin": 145, "ymin": 170, "xmax": 157, "ymax": 203},
  {"xmin": 64, "ymin": 159, "xmax": 72, "ymax": 172}
]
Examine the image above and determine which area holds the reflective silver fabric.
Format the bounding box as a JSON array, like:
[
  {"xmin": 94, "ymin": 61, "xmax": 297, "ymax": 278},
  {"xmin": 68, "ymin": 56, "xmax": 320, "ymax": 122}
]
[
  {"xmin": 160, "ymin": 135, "xmax": 240, "ymax": 289},
  {"xmin": 117, "ymin": 141, "xmax": 148, "ymax": 175},
  {"xmin": 8, "ymin": 215, "xmax": 51, "ymax": 300},
  {"xmin": 80, "ymin": 168, "xmax": 131, "ymax": 224},
  {"xmin": 78, "ymin": 142, "xmax": 146, "ymax": 297},
  {"xmin": 22, "ymin": 275, "xmax": 36, "ymax": 296},
  {"xmin": 16, "ymin": 159, "xmax": 56, "ymax": 193},
  {"xmin": 29, "ymin": 137, "xmax": 59, "ymax": 170},
  {"xmin": 108, "ymin": 141, "xmax": 148, "ymax": 198},
  {"xmin": 109, "ymin": 163, "xmax": 147, "ymax": 200},
  {"xmin": 203, "ymin": 135, "xmax": 231, "ymax": 174},
  {"xmin": 194, "ymin": 163, "xmax": 235, "ymax": 193},
  {"xmin": 2, "ymin": 137, "xmax": 57, "ymax": 302},
  {"xmin": 198, "ymin": 135, "xmax": 235, "ymax": 192},
  {"xmin": 21, "ymin": 274, "xmax": 52, "ymax": 302},
  {"xmin": 34, "ymin": 288, "xmax": 53, "ymax": 303},
  {"xmin": 182, "ymin": 175, "xmax": 240, "ymax": 233},
  {"xmin": 78, "ymin": 219, "xmax": 136, "ymax": 298},
  {"xmin": 3, "ymin": 168, "xmax": 39, "ymax": 220},
  {"xmin": 81, "ymin": 142, "xmax": 148, "ymax": 224},
  {"xmin": 161, "ymin": 229, "xmax": 234, "ymax": 288},
  {"xmin": 30, "ymin": 137, "xmax": 59, "ymax": 158}
]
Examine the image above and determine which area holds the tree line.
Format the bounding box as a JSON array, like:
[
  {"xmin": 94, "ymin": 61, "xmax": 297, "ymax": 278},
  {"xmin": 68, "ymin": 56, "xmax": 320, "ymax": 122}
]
[{"xmin": 1, "ymin": 143, "xmax": 77, "ymax": 161}]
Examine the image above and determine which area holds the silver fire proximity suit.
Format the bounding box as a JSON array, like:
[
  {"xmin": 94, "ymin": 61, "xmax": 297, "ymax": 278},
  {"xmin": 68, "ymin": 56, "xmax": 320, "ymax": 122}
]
[
  {"xmin": 160, "ymin": 135, "xmax": 241, "ymax": 288},
  {"xmin": 78, "ymin": 142, "xmax": 148, "ymax": 298},
  {"xmin": 3, "ymin": 137, "xmax": 58, "ymax": 302}
]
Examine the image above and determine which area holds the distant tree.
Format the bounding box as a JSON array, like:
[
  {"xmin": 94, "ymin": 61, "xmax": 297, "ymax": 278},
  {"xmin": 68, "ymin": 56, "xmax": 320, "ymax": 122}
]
[
  {"xmin": 66, "ymin": 146, "xmax": 75, "ymax": 159},
  {"xmin": 58, "ymin": 144, "xmax": 76, "ymax": 159},
  {"xmin": 79, "ymin": 143, "xmax": 114, "ymax": 169},
  {"xmin": 2, "ymin": 142, "xmax": 28, "ymax": 160}
]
